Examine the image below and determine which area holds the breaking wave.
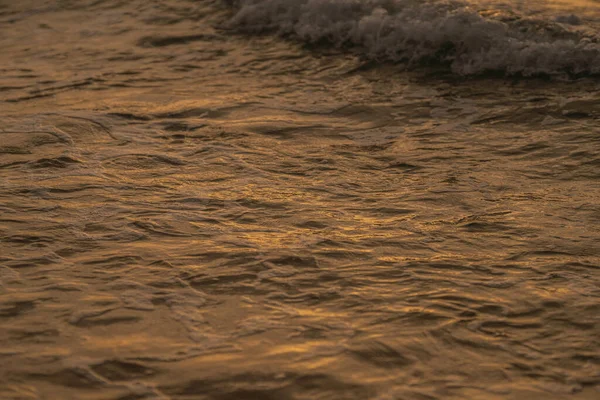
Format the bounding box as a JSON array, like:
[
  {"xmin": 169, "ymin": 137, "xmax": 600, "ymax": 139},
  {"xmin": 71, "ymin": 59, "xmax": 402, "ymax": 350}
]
[{"xmin": 223, "ymin": 0, "xmax": 600, "ymax": 76}]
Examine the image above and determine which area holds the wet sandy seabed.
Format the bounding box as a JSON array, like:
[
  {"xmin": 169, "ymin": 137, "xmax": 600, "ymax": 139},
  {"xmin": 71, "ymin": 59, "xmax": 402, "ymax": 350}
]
[{"xmin": 1, "ymin": 1, "xmax": 599, "ymax": 399}]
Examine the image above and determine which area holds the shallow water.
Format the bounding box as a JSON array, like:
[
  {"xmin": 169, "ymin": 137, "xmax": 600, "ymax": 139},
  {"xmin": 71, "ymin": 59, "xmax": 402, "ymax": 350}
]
[{"xmin": 1, "ymin": 1, "xmax": 599, "ymax": 399}]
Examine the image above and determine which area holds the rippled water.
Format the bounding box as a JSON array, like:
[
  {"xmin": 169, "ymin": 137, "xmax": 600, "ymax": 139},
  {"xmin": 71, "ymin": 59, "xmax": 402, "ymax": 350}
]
[{"xmin": 1, "ymin": 1, "xmax": 599, "ymax": 399}]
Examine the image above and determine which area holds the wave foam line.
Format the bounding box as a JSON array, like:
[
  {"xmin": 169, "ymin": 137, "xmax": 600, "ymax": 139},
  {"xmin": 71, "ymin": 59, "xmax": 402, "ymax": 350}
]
[{"xmin": 224, "ymin": 0, "xmax": 600, "ymax": 76}]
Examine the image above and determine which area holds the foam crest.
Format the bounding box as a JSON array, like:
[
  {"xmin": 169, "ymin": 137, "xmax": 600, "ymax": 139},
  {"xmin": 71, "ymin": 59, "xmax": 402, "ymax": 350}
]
[{"xmin": 225, "ymin": 0, "xmax": 600, "ymax": 76}]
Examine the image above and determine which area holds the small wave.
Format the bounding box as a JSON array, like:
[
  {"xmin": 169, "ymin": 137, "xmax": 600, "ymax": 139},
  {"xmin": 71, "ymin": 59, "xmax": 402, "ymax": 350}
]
[{"xmin": 223, "ymin": 0, "xmax": 600, "ymax": 76}]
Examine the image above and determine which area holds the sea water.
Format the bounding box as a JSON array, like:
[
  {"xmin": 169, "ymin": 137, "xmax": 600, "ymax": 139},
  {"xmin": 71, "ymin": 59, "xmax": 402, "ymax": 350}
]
[{"xmin": 0, "ymin": 1, "xmax": 599, "ymax": 399}]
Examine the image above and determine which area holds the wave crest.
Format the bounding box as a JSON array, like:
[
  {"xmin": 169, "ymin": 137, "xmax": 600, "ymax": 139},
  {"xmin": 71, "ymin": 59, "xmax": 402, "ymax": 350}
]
[{"xmin": 224, "ymin": 0, "xmax": 600, "ymax": 76}]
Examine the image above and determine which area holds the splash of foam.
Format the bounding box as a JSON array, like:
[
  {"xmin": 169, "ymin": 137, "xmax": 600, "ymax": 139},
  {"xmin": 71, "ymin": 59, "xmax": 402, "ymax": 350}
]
[{"xmin": 224, "ymin": 0, "xmax": 600, "ymax": 76}]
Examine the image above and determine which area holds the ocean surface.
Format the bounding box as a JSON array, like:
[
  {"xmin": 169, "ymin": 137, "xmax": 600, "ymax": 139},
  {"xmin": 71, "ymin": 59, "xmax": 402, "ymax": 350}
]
[{"xmin": 1, "ymin": 1, "xmax": 599, "ymax": 399}]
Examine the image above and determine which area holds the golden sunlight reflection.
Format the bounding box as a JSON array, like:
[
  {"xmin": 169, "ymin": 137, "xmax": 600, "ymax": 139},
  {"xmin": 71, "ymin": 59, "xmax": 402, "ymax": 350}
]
[{"xmin": 1, "ymin": 0, "xmax": 599, "ymax": 399}]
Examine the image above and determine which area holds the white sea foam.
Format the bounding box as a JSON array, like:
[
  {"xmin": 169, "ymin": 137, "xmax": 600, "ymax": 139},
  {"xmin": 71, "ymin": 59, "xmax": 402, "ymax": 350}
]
[{"xmin": 224, "ymin": 0, "xmax": 600, "ymax": 76}]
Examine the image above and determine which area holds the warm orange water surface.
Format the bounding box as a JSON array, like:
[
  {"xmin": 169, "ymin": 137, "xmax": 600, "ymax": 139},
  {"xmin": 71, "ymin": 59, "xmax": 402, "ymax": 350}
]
[{"xmin": 1, "ymin": 1, "xmax": 599, "ymax": 399}]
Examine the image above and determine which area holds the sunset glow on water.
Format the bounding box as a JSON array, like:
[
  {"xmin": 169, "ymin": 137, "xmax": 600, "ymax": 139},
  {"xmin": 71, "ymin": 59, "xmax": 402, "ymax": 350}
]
[{"xmin": 1, "ymin": 1, "xmax": 599, "ymax": 399}]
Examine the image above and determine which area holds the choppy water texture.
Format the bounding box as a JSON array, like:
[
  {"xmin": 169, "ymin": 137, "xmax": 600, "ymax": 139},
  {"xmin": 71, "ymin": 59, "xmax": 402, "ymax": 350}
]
[{"xmin": 1, "ymin": 1, "xmax": 600, "ymax": 399}]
